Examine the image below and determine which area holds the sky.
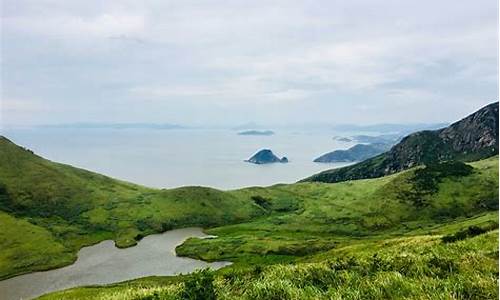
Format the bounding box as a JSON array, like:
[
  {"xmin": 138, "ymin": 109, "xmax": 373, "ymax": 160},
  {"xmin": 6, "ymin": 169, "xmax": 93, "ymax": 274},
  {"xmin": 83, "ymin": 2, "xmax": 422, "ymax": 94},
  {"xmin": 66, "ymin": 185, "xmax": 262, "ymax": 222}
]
[{"xmin": 1, "ymin": 0, "xmax": 498, "ymax": 127}]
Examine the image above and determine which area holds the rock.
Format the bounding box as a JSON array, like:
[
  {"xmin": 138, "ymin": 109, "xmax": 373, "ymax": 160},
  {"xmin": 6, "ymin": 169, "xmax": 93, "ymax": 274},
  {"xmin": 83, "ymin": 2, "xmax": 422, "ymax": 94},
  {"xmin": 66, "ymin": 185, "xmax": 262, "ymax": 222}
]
[{"xmin": 246, "ymin": 149, "xmax": 288, "ymax": 164}]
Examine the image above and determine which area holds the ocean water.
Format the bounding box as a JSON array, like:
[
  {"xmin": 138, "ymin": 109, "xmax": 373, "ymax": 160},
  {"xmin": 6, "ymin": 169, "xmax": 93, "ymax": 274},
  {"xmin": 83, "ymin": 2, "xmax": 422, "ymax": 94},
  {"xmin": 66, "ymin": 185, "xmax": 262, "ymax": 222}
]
[{"xmin": 2, "ymin": 128, "xmax": 354, "ymax": 190}]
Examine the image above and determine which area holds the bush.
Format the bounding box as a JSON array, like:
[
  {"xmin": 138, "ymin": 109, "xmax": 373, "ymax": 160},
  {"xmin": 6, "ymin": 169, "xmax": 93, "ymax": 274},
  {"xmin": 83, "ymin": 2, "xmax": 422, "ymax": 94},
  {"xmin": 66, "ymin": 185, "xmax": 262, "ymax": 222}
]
[
  {"xmin": 400, "ymin": 161, "xmax": 474, "ymax": 207},
  {"xmin": 427, "ymin": 255, "xmax": 456, "ymax": 277},
  {"xmin": 181, "ymin": 268, "xmax": 216, "ymax": 300},
  {"xmin": 135, "ymin": 291, "xmax": 172, "ymax": 300},
  {"xmin": 442, "ymin": 222, "xmax": 498, "ymax": 243},
  {"xmin": 251, "ymin": 195, "xmax": 272, "ymax": 209}
]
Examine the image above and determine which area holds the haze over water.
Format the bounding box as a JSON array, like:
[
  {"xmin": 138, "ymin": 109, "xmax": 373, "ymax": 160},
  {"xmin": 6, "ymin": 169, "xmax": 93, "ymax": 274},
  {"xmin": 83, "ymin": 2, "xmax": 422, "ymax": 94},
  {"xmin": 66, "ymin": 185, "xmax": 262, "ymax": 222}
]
[{"xmin": 2, "ymin": 128, "xmax": 353, "ymax": 190}]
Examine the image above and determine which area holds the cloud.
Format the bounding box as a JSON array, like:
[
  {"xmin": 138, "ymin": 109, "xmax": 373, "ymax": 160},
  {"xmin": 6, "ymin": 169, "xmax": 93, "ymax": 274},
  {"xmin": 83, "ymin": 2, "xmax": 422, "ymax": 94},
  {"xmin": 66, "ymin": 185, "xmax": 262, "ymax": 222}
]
[
  {"xmin": 129, "ymin": 78, "xmax": 312, "ymax": 105},
  {"xmin": 3, "ymin": 13, "xmax": 145, "ymax": 38},
  {"xmin": 1, "ymin": 0, "xmax": 498, "ymax": 126}
]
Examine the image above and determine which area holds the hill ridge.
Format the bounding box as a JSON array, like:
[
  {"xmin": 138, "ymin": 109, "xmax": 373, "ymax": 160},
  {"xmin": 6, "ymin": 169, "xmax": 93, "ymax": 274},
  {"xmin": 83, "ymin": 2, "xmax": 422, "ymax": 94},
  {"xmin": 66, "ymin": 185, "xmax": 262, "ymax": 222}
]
[{"xmin": 304, "ymin": 102, "xmax": 499, "ymax": 183}]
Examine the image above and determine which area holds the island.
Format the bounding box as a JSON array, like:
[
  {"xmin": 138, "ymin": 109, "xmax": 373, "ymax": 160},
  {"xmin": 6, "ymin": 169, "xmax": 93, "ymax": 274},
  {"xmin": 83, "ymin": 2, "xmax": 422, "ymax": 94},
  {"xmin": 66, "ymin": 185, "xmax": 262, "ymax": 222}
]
[
  {"xmin": 333, "ymin": 136, "xmax": 353, "ymax": 142},
  {"xmin": 313, "ymin": 143, "xmax": 390, "ymax": 163},
  {"xmin": 245, "ymin": 149, "xmax": 288, "ymax": 164},
  {"xmin": 238, "ymin": 130, "xmax": 275, "ymax": 136}
]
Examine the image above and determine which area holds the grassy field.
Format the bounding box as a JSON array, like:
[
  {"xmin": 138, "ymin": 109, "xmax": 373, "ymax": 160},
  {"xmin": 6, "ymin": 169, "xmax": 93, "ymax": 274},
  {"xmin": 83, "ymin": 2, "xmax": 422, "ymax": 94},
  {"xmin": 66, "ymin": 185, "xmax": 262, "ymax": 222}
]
[
  {"xmin": 176, "ymin": 157, "xmax": 498, "ymax": 265},
  {"xmin": 0, "ymin": 135, "xmax": 498, "ymax": 299}
]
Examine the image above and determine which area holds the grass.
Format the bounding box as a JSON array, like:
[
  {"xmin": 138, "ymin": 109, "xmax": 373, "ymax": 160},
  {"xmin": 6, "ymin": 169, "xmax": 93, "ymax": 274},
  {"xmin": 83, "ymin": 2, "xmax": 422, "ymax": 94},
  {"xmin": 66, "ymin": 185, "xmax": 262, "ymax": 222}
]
[
  {"xmin": 176, "ymin": 157, "xmax": 498, "ymax": 264},
  {"xmin": 0, "ymin": 136, "xmax": 498, "ymax": 299},
  {"xmin": 0, "ymin": 137, "xmax": 267, "ymax": 279},
  {"xmin": 39, "ymin": 229, "xmax": 499, "ymax": 299}
]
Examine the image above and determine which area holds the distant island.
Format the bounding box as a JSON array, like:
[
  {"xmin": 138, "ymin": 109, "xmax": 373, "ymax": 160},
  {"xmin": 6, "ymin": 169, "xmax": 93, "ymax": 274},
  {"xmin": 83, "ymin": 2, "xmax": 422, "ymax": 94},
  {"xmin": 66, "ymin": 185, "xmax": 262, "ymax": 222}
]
[
  {"xmin": 314, "ymin": 143, "xmax": 390, "ymax": 163},
  {"xmin": 333, "ymin": 134, "xmax": 401, "ymax": 144},
  {"xmin": 245, "ymin": 149, "xmax": 288, "ymax": 164},
  {"xmin": 332, "ymin": 123, "xmax": 448, "ymax": 134},
  {"xmin": 351, "ymin": 134, "xmax": 401, "ymax": 144},
  {"xmin": 333, "ymin": 136, "xmax": 353, "ymax": 142},
  {"xmin": 238, "ymin": 130, "xmax": 275, "ymax": 136}
]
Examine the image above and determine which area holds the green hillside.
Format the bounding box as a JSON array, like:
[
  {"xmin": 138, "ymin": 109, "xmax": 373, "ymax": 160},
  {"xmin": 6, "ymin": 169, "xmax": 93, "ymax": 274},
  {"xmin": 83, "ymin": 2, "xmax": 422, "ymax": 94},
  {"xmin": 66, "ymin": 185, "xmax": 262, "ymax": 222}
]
[
  {"xmin": 0, "ymin": 136, "xmax": 269, "ymax": 279},
  {"xmin": 37, "ymin": 156, "xmax": 498, "ymax": 299},
  {"xmin": 176, "ymin": 157, "xmax": 498, "ymax": 264}
]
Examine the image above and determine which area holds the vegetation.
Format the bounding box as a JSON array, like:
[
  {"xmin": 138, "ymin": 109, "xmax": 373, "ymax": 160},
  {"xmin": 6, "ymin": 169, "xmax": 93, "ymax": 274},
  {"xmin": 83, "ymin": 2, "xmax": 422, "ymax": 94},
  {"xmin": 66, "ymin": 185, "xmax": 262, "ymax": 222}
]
[
  {"xmin": 39, "ymin": 229, "xmax": 498, "ymax": 299},
  {"xmin": 0, "ymin": 137, "xmax": 268, "ymax": 279},
  {"xmin": 38, "ymin": 155, "xmax": 500, "ymax": 299},
  {"xmin": 180, "ymin": 269, "xmax": 217, "ymax": 300},
  {"xmin": 176, "ymin": 158, "xmax": 498, "ymax": 264},
  {"xmin": 0, "ymin": 135, "xmax": 497, "ymax": 299}
]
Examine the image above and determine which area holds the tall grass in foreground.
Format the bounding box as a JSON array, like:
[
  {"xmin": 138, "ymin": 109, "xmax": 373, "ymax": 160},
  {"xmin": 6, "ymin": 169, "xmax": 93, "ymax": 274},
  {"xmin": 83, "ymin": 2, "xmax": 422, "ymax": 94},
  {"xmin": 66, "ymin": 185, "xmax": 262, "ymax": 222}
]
[{"xmin": 40, "ymin": 230, "xmax": 498, "ymax": 300}]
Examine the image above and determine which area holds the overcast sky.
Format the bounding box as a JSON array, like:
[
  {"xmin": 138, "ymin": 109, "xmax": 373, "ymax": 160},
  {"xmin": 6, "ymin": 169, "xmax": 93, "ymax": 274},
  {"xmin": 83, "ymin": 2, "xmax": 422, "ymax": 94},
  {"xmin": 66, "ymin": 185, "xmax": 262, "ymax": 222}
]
[{"xmin": 1, "ymin": 0, "xmax": 498, "ymax": 127}]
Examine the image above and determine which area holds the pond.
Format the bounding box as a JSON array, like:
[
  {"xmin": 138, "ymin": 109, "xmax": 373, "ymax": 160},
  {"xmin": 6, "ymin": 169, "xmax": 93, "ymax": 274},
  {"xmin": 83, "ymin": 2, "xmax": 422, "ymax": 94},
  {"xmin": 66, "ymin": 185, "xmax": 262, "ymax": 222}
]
[{"xmin": 0, "ymin": 227, "xmax": 231, "ymax": 300}]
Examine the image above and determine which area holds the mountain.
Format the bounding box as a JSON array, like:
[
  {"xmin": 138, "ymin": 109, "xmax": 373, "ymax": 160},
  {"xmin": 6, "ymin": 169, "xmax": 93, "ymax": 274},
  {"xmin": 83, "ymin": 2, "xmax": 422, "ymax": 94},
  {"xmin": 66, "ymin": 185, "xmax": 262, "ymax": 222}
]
[
  {"xmin": 245, "ymin": 149, "xmax": 288, "ymax": 164},
  {"xmin": 313, "ymin": 143, "xmax": 390, "ymax": 163},
  {"xmin": 304, "ymin": 102, "xmax": 499, "ymax": 183}
]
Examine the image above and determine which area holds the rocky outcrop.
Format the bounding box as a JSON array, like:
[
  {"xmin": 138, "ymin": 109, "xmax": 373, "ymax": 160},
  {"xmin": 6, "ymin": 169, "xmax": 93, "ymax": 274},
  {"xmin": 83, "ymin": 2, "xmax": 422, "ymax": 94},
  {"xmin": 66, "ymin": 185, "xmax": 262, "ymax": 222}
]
[
  {"xmin": 438, "ymin": 102, "xmax": 498, "ymax": 155},
  {"xmin": 303, "ymin": 102, "xmax": 499, "ymax": 183},
  {"xmin": 246, "ymin": 149, "xmax": 288, "ymax": 164}
]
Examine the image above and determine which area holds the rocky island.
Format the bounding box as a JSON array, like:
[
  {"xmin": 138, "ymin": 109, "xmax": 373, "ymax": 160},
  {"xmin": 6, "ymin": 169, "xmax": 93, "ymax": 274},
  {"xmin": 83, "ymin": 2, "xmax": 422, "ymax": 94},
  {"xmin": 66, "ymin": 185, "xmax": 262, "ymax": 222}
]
[{"xmin": 245, "ymin": 149, "xmax": 288, "ymax": 164}]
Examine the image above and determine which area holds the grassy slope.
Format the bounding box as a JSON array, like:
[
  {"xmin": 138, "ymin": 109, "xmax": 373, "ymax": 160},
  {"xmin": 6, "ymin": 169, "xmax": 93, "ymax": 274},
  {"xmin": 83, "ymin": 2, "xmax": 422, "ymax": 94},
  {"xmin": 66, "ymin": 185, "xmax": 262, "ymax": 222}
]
[
  {"xmin": 40, "ymin": 228, "xmax": 499, "ymax": 300},
  {"xmin": 0, "ymin": 137, "xmax": 268, "ymax": 279},
  {"xmin": 39, "ymin": 156, "xmax": 499, "ymax": 299},
  {"xmin": 176, "ymin": 157, "xmax": 498, "ymax": 264}
]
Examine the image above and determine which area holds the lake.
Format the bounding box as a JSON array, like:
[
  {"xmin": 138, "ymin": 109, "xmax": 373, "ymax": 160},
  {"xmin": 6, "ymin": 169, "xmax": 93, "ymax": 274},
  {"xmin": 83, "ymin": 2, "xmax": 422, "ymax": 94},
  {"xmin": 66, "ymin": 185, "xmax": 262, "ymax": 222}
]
[
  {"xmin": 1, "ymin": 128, "xmax": 353, "ymax": 190},
  {"xmin": 0, "ymin": 228, "xmax": 231, "ymax": 300}
]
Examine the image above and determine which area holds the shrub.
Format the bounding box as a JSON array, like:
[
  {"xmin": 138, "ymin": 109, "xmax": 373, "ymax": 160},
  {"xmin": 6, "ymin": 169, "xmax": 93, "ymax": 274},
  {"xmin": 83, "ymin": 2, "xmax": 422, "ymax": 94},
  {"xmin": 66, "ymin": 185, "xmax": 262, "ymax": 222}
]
[
  {"xmin": 135, "ymin": 291, "xmax": 171, "ymax": 300},
  {"xmin": 327, "ymin": 256, "xmax": 359, "ymax": 271},
  {"xmin": 180, "ymin": 268, "xmax": 216, "ymax": 300},
  {"xmin": 442, "ymin": 222, "xmax": 498, "ymax": 243},
  {"xmin": 427, "ymin": 255, "xmax": 456, "ymax": 277},
  {"xmin": 251, "ymin": 195, "xmax": 272, "ymax": 209},
  {"xmin": 399, "ymin": 161, "xmax": 474, "ymax": 207}
]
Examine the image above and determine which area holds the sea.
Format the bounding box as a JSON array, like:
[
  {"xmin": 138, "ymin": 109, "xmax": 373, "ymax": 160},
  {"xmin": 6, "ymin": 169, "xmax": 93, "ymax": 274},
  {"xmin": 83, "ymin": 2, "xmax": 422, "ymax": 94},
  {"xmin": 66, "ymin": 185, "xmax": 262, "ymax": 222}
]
[{"xmin": 2, "ymin": 127, "xmax": 355, "ymax": 190}]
